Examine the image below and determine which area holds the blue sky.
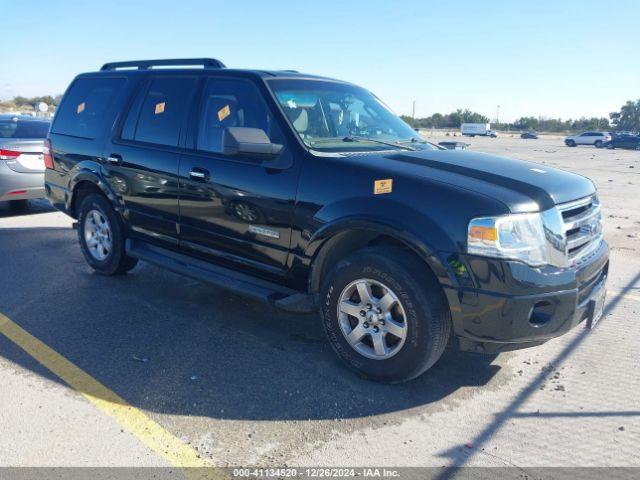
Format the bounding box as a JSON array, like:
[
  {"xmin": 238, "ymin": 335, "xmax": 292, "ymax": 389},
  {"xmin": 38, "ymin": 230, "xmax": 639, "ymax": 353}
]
[{"xmin": 2, "ymin": 0, "xmax": 639, "ymax": 121}]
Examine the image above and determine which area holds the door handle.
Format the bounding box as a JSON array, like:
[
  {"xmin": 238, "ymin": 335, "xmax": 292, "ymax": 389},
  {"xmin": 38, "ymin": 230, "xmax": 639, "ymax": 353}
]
[
  {"xmin": 107, "ymin": 154, "xmax": 122, "ymax": 165},
  {"xmin": 189, "ymin": 168, "xmax": 210, "ymax": 181}
]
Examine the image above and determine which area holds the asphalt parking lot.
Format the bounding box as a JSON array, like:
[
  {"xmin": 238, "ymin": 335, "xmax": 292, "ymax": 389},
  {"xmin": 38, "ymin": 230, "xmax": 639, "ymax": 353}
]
[{"xmin": 1, "ymin": 136, "xmax": 639, "ymax": 476}]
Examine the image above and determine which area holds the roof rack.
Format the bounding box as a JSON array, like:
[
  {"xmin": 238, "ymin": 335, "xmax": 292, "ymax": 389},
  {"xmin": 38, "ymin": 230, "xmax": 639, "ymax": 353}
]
[{"xmin": 100, "ymin": 58, "xmax": 226, "ymax": 71}]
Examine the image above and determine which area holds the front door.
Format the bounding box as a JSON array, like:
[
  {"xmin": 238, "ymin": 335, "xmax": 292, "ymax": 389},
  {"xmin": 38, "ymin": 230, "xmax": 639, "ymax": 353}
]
[{"xmin": 178, "ymin": 77, "xmax": 299, "ymax": 278}]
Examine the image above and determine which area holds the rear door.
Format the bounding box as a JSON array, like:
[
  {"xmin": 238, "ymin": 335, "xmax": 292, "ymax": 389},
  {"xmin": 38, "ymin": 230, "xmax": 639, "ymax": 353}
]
[
  {"xmin": 106, "ymin": 75, "xmax": 198, "ymax": 247},
  {"xmin": 178, "ymin": 76, "xmax": 299, "ymax": 278}
]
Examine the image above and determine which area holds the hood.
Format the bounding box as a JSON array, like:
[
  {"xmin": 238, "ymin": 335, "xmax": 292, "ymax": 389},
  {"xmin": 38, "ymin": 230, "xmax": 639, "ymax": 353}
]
[{"xmin": 378, "ymin": 149, "xmax": 595, "ymax": 213}]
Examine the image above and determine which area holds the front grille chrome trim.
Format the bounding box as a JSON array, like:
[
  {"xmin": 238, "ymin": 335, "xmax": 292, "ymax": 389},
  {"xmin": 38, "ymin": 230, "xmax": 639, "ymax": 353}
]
[{"xmin": 542, "ymin": 194, "xmax": 604, "ymax": 268}]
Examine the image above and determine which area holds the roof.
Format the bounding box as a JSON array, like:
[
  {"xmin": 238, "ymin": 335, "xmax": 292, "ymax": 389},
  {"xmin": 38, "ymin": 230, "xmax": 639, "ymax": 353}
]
[{"xmin": 80, "ymin": 58, "xmax": 344, "ymax": 82}]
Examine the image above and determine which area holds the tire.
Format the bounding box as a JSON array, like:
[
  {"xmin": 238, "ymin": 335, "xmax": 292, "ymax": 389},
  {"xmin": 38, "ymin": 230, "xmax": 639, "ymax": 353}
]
[
  {"xmin": 8, "ymin": 199, "xmax": 29, "ymax": 210},
  {"xmin": 606, "ymin": 144, "xmax": 614, "ymax": 150},
  {"xmin": 320, "ymin": 247, "xmax": 451, "ymax": 383},
  {"xmin": 635, "ymin": 145, "xmax": 640, "ymax": 151},
  {"xmin": 77, "ymin": 193, "xmax": 138, "ymax": 275},
  {"xmin": 566, "ymin": 140, "xmax": 576, "ymax": 147},
  {"xmin": 595, "ymin": 140, "xmax": 603, "ymax": 148}
]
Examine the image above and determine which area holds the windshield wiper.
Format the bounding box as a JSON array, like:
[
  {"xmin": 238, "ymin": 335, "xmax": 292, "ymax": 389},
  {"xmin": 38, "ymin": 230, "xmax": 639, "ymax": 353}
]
[
  {"xmin": 342, "ymin": 135, "xmax": 416, "ymax": 151},
  {"xmin": 396, "ymin": 137, "xmax": 442, "ymax": 149}
]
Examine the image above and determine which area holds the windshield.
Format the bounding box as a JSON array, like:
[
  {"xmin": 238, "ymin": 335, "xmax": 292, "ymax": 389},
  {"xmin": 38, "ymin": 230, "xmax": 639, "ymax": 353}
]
[
  {"xmin": 267, "ymin": 79, "xmax": 436, "ymax": 152},
  {"xmin": 0, "ymin": 119, "xmax": 50, "ymax": 139}
]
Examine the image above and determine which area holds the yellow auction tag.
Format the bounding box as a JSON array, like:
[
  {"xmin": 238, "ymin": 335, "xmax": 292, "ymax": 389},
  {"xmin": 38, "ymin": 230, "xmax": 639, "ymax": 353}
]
[
  {"xmin": 374, "ymin": 179, "xmax": 393, "ymax": 194},
  {"xmin": 154, "ymin": 102, "xmax": 166, "ymax": 114},
  {"xmin": 76, "ymin": 102, "xmax": 85, "ymax": 114},
  {"xmin": 218, "ymin": 105, "xmax": 231, "ymax": 121}
]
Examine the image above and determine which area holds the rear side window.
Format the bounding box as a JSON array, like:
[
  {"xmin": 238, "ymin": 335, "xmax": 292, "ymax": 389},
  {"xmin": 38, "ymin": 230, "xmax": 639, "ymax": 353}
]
[
  {"xmin": 52, "ymin": 77, "xmax": 125, "ymax": 139},
  {"xmin": 123, "ymin": 77, "xmax": 196, "ymax": 147},
  {"xmin": 0, "ymin": 120, "xmax": 50, "ymax": 139}
]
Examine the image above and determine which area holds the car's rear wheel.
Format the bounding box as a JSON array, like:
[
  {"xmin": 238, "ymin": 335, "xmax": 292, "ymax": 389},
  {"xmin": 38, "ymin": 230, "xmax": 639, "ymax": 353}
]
[
  {"xmin": 77, "ymin": 193, "xmax": 138, "ymax": 275},
  {"xmin": 595, "ymin": 140, "xmax": 603, "ymax": 148},
  {"xmin": 8, "ymin": 199, "xmax": 29, "ymax": 210},
  {"xmin": 320, "ymin": 247, "xmax": 451, "ymax": 383}
]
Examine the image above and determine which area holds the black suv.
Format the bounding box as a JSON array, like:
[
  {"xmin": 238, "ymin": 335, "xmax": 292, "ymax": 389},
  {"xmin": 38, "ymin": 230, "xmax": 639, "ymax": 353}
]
[
  {"xmin": 45, "ymin": 59, "xmax": 609, "ymax": 383},
  {"xmin": 604, "ymin": 134, "xmax": 640, "ymax": 150}
]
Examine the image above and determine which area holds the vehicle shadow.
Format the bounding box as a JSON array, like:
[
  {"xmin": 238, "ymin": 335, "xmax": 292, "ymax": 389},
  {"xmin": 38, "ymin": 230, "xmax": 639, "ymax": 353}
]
[
  {"xmin": 433, "ymin": 269, "xmax": 640, "ymax": 478},
  {"xmin": 0, "ymin": 199, "xmax": 54, "ymax": 218},
  {"xmin": 0, "ymin": 227, "xmax": 501, "ymax": 421}
]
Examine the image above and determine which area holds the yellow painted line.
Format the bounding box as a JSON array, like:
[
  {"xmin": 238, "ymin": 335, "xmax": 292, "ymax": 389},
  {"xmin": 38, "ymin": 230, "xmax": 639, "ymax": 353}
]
[
  {"xmin": 609, "ymin": 289, "xmax": 640, "ymax": 304},
  {"xmin": 0, "ymin": 312, "xmax": 225, "ymax": 480}
]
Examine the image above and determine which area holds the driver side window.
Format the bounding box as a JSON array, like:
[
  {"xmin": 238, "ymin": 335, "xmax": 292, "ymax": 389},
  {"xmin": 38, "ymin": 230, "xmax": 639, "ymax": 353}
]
[{"xmin": 197, "ymin": 78, "xmax": 283, "ymax": 154}]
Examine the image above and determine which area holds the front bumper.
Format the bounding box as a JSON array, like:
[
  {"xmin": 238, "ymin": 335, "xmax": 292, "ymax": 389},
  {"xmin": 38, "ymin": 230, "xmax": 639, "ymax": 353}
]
[
  {"xmin": 443, "ymin": 239, "xmax": 609, "ymax": 353},
  {"xmin": 0, "ymin": 162, "xmax": 45, "ymax": 201}
]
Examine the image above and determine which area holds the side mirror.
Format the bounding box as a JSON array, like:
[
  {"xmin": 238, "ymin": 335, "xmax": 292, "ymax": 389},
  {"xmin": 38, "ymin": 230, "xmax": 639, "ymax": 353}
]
[{"xmin": 221, "ymin": 127, "xmax": 283, "ymax": 157}]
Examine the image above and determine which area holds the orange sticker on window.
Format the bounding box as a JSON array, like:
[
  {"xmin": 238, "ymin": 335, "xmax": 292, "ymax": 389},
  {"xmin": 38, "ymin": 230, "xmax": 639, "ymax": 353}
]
[
  {"xmin": 217, "ymin": 105, "xmax": 231, "ymax": 121},
  {"xmin": 76, "ymin": 102, "xmax": 85, "ymax": 114},
  {"xmin": 154, "ymin": 102, "xmax": 166, "ymax": 114},
  {"xmin": 374, "ymin": 179, "xmax": 393, "ymax": 195}
]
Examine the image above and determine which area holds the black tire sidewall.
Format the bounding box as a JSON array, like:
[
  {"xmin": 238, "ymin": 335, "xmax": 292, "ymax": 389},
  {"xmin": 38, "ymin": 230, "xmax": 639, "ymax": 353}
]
[
  {"xmin": 8, "ymin": 199, "xmax": 29, "ymax": 210},
  {"xmin": 320, "ymin": 249, "xmax": 448, "ymax": 383},
  {"xmin": 77, "ymin": 194, "xmax": 128, "ymax": 275}
]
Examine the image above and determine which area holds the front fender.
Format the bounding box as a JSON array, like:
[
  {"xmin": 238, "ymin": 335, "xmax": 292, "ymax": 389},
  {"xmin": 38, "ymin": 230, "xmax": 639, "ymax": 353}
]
[{"xmin": 304, "ymin": 197, "xmax": 458, "ymax": 286}]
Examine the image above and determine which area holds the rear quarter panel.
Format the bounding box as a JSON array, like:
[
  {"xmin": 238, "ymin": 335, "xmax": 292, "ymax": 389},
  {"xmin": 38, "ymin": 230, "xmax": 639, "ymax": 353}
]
[{"xmin": 45, "ymin": 74, "xmax": 140, "ymax": 215}]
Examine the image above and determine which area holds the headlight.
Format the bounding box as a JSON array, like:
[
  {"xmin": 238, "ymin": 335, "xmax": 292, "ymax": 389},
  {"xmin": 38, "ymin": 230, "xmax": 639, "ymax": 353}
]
[{"xmin": 467, "ymin": 213, "xmax": 548, "ymax": 267}]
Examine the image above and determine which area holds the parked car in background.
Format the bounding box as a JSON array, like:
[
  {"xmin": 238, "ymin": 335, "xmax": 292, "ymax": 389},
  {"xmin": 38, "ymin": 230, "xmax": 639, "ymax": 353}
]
[
  {"xmin": 604, "ymin": 134, "xmax": 640, "ymax": 150},
  {"xmin": 564, "ymin": 131, "xmax": 611, "ymax": 148},
  {"xmin": 0, "ymin": 115, "xmax": 51, "ymax": 207},
  {"xmin": 461, "ymin": 123, "xmax": 497, "ymax": 138},
  {"xmin": 521, "ymin": 132, "xmax": 538, "ymax": 139}
]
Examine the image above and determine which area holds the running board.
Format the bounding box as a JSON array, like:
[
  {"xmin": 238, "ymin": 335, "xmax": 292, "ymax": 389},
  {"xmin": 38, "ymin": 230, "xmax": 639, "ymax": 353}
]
[{"xmin": 126, "ymin": 239, "xmax": 314, "ymax": 313}]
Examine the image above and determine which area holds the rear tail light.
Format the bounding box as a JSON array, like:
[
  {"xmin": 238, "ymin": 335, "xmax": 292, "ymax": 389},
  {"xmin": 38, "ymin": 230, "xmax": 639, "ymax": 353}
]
[
  {"xmin": 43, "ymin": 139, "xmax": 54, "ymax": 169},
  {"xmin": 0, "ymin": 149, "xmax": 21, "ymax": 160}
]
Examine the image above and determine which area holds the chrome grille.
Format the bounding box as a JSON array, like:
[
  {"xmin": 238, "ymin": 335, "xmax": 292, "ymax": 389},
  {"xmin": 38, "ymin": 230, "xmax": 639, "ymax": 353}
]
[{"xmin": 558, "ymin": 195, "xmax": 603, "ymax": 264}]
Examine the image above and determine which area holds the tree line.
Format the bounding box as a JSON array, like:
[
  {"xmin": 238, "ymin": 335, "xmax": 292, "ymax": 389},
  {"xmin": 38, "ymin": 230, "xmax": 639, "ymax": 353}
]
[
  {"xmin": 402, "ymin": 99, "xmax": 640, "ymax": 134},
  {"xmin": 0, "ymin": 95, "xmax": 62, "ymax": 113}
]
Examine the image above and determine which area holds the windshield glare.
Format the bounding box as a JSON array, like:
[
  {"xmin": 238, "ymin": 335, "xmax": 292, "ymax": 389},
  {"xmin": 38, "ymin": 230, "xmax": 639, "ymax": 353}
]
[{"xmin": 267, "ymin": 79, "xmax": 434, "ymax": 152}]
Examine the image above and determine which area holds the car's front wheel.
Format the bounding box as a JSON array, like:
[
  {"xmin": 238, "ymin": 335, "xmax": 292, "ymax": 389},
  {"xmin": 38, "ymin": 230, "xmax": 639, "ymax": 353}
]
[
  {"xmin": 320, "ymin": 247, "xmax": 451, "ymax": 383},
  {"xmin": 566, "ymin": 140, "xmax": 576, "ymax": 147},
  {"xmin": 77, "ymin": 193, "xmax": 138, "ymax": 275}
]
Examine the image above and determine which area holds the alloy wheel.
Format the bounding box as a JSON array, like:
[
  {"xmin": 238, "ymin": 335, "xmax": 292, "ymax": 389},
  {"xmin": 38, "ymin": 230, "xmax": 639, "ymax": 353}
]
[
  {"xmin": 337, "ymin": 278, "xmax": 408, "ymax": 360},
  {"xmin": 84, "ymin": 209, "xmax": 112, "ymax": 261}
]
